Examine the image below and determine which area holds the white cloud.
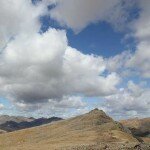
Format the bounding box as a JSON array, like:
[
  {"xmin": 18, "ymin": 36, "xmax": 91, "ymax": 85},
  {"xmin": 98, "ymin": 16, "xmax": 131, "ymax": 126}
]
[
  {"xmin": 15, "ymin": 96, "xmax": 87, "ymax": 118},
  {"xmin": 64, "ymin": 47, "xmax": 120, "ymax": 97},
  {"xmin": 131, "ymin": 0, "xmax": 150, "ymax": 41},
  {"xmin": 0, "ymin": 0, "xmax": 44, "ymax": 49},
  {"xmin": 49, "ymin": 0, "xmax": 129, "ymax": 32},
  {"xmin": 106, "ymin": 51, "xmax": 131, "ymax": 72},
  {"xmin": 127, "ymin": 80, "xmax": 144, "ymax": 97},
  {"xmin": 127, "ymin": 41, "xmax": 150, "ymax": 78},
  {"xmin": 126, "ymin": 0, "xmax": 150, "ymax": 78},
  {"xmin": 0, "ymin": 28, "xmax": 120, "ymax": 106},
  {"xmin": 0, "ymin": 104, "xmax": 4, "ymax": 109},
  {"xmin": 48, "ymin": 96, "xmax": 86, "ymax": 109},
  {"xmin": 103, "ymin": 81, "xmax": 150, "ymax": 118},
  {"xmin": 46, "ymin": 0, "xmax": 150, "ymax": 79},
  {"xmin": 106, "ymin": 42, "xmax": 150, "ymax": 78},
  {"xmin": 0, "ymin": 0, "xmax": 121, "ymax": 113},
  {"xmin": 0, "ymin": 0, "xmax": 149, "ymax": 119},
  {"xmin": 0, "ymin": 29, "xmax": 67, "ymax": 103},
  {"xmin": 16, "ymin": 96, "xmax": 86, "ymax": 110}
]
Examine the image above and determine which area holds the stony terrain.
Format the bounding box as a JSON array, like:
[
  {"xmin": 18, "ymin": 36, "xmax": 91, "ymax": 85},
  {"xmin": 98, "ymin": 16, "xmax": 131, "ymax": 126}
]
[
  {"xmin": 1, "ymin": 109, "xmax": 149, "ymax": 150},
  {"xmin": 59, "ymin": 143, "xmax": 150, "ymax": 150}
]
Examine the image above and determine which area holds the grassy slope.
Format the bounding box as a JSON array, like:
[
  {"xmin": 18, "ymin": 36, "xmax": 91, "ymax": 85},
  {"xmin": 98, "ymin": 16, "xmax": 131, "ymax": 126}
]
[
  {"xmin": 121, "ymin": 117, "xmax": 150, "ymax": 139},
  {"xmin": 0, "ymin": 109, "xmax": 138, "ymax": 150},
  {"xmin": 120, "ymin": 118, "xmax": 150, "ymax": 129}
]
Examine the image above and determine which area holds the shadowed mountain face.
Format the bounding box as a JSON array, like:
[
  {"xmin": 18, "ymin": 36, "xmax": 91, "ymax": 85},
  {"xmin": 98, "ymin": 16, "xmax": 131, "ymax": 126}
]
[
  {"xmin": 0, "ymin": 115, "xmax": 34, "ymax": 125},
  {"xmin": 121, "ymin": 118, "xmax": 150, "ymax": 137},
  {"xmin": 0, "ymin": 116, "xmax": 62, "ymax": 132},
  {"xmin": 0, "ymin": 109, "xmax": 144, "ymax": 150}
]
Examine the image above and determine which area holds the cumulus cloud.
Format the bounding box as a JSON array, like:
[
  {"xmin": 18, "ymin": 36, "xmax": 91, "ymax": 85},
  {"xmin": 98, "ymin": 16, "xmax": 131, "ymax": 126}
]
[
  {"xmin": 126, "ymin": 0, "xmax": 150, "ymax": 78},
  {"xmin": 16, "ymin": 96, "xmax": 86, "ymax": 110},
  {"xmin": 0, "ymin": 28, "xmax": 120, "ymax": 105},
  {"xmin": 0, "ymin": 29, "xmax": 67, "ymax": 103},
  {"xmin": 0, "ymin": 0, "xmax": 45, "ymax": 49},
  {"xmin": 127, "ymin": 42, "xmax": 150, "ymax": 78},
  {"xmin": 49, "ymin": 0, "xmax": 131, "ymax": 32},
  {"xmin": 0, "ymin": 0, "xmax": 122, "ymax": 113},
  {"xmin": 131, "ymin": 0, "xmax": 150, "ymax": 41},
  {"xmin": 0, "ymin": 0, "xmax": 149, "ymax": 119},
  {"xmin": 43, "ymin": 0, "xmax": 150, "ymax": 79},
  {"xmin": 14, "ymin": 96, "xmax": 87, "ymax": 118},
  {"xmin": 103, "ymin": 81, "xmax": 150, "ymax": 119},
  {"xmin": 106, "ymin": 51, "xmax": 132, "ymax": 73},
  {"xmin": 48, "ymin": 96, "xmax": 86, "ymax": 109},
  {"xmin": 46, "ymin": 0, "xmax": 150, "ymax": 79},
  {"xmin": 0, "ymin": 104, "xmax": 4, "ymax": 109},
  {"xmin": 64, "ymin": 47, "xmax": 120, "ymax": 97}
]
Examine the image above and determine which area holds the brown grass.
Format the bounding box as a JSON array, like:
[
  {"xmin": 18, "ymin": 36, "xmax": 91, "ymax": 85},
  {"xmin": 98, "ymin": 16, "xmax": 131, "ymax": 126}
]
[{"xmin": 0, "ymin": 110, "xmax": 139, "ymax": 150}]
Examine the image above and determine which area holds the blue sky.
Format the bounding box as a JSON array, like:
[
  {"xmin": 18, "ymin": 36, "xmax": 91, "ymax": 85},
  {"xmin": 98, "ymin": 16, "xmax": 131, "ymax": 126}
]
[
  {"xmin": 40, "ymin": 15, "xmax": 136, "ymax": 58},
  {"xmin": 0, "ymin": 0, "xmax": 149, "ymax": 119}
]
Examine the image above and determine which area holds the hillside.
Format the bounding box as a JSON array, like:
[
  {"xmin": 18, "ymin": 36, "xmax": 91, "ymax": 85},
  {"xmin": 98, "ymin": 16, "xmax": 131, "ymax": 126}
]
[
  {"xmin": 0, "ymin": 109, "xmax": 145, "ymax": 150},
  {"xmin": 0, "ymin": 129, "xmax": 6, "ymax": 134},
  {"xmin": 0, "ymin": 117, "xmax": 62, "ymax": 132},
  {"xmin": 0, "ymin": 115, "xmax": 34, "ymax": 125},
  {"xmin": 121, "ymin": 117, "xmax": 150, "ymax": 137},
  {"xmin": 121, "ymin": 117, "xmax": 150, "ymax": 144}
]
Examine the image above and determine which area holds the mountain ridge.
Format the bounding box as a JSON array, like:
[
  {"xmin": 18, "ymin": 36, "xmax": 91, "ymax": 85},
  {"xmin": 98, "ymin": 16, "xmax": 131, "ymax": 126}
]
[
  {"xmin": 0, "ymin": 115, "xmax": 62, "ymax": 132},
  {"xmin": 0, "ymin": 115, "xmax": 34, "ymax": 124},
  {"xmin": 0, "ymin": 109, "xmax": 148, "ymax": 150}
]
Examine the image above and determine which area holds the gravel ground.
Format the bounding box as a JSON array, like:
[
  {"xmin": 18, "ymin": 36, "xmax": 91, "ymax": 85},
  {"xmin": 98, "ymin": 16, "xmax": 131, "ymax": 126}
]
[{"xmin": 59, "ymin": 143, "xmax": 150, "ymax": 150}]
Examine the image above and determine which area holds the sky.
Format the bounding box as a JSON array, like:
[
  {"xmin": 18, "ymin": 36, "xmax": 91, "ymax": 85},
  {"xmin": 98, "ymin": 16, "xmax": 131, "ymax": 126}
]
[{"xmin": 0, "ymin": 0, "xmax": 150, "ymax": 120}]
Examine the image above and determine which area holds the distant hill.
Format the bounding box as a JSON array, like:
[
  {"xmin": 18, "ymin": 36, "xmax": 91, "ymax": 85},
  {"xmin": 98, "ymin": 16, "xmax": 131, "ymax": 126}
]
[
  {"xmin": 0, "ymin": 116, "xmax": 62, "ymax": 132},
  {"xmin": 120, "ymin": 117, "xmax": 150, "ymax": 137},
  {"xmin": 0, "ymin": 108, "xmax": 147, "ymax": 150},
  {"xmin": 0, "ymin": 129, "xmax": 6, "ymax": 134},
  {"xmin": 0, "ymin": 115, "xmax": 34, "ymax": 125}
]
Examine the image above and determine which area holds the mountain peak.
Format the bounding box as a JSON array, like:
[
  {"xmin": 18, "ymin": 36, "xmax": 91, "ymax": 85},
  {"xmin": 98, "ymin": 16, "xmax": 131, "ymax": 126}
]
[
  {"xmin": 73, "ymin": 108, "xmax": 114, "ymax": 126},
  {"xmin": 0, "ymin": 109, "xmax": 139, "ymax": 149},
  {"xmin": 89, "ymin": 108, "xmax": 105, "ymax": 114}
]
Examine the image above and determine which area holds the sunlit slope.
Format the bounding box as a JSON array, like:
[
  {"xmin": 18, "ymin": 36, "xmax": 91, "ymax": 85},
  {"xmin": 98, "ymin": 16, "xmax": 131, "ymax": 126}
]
[
  {"xmin": 121, "ymin": 117, "xmax": 150, "ymax": 144},
  {"xmin": 0, "ymin": 109, "xmax": 138, "ymax": 150}
]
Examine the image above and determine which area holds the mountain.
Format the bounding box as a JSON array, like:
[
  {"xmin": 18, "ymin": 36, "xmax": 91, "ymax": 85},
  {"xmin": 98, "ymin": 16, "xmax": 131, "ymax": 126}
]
[
  {"xmin": 120, "ymin": 117, "xmax": 150, "ymax": 144},
  {"xmin": 120, "ymin": 117, "xmax": 150, "ymax": 137},
  {"xmin": 0, "ymin": 109, "xmax": 148, "ymax": 150},
  {"xmin": 0, "ymin": 129, "xmax": 6, "ymax": 134},
  {"xmin": 0, "ymin": 116, "xmax": 62, "ymax": 132},
  {"xmin": 0, "ymin": 115, "xmax": 34, "ymax": 125},
  {"xmin": 0, "ymin": 115, "xmax": 34, "ymax": 133}
]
